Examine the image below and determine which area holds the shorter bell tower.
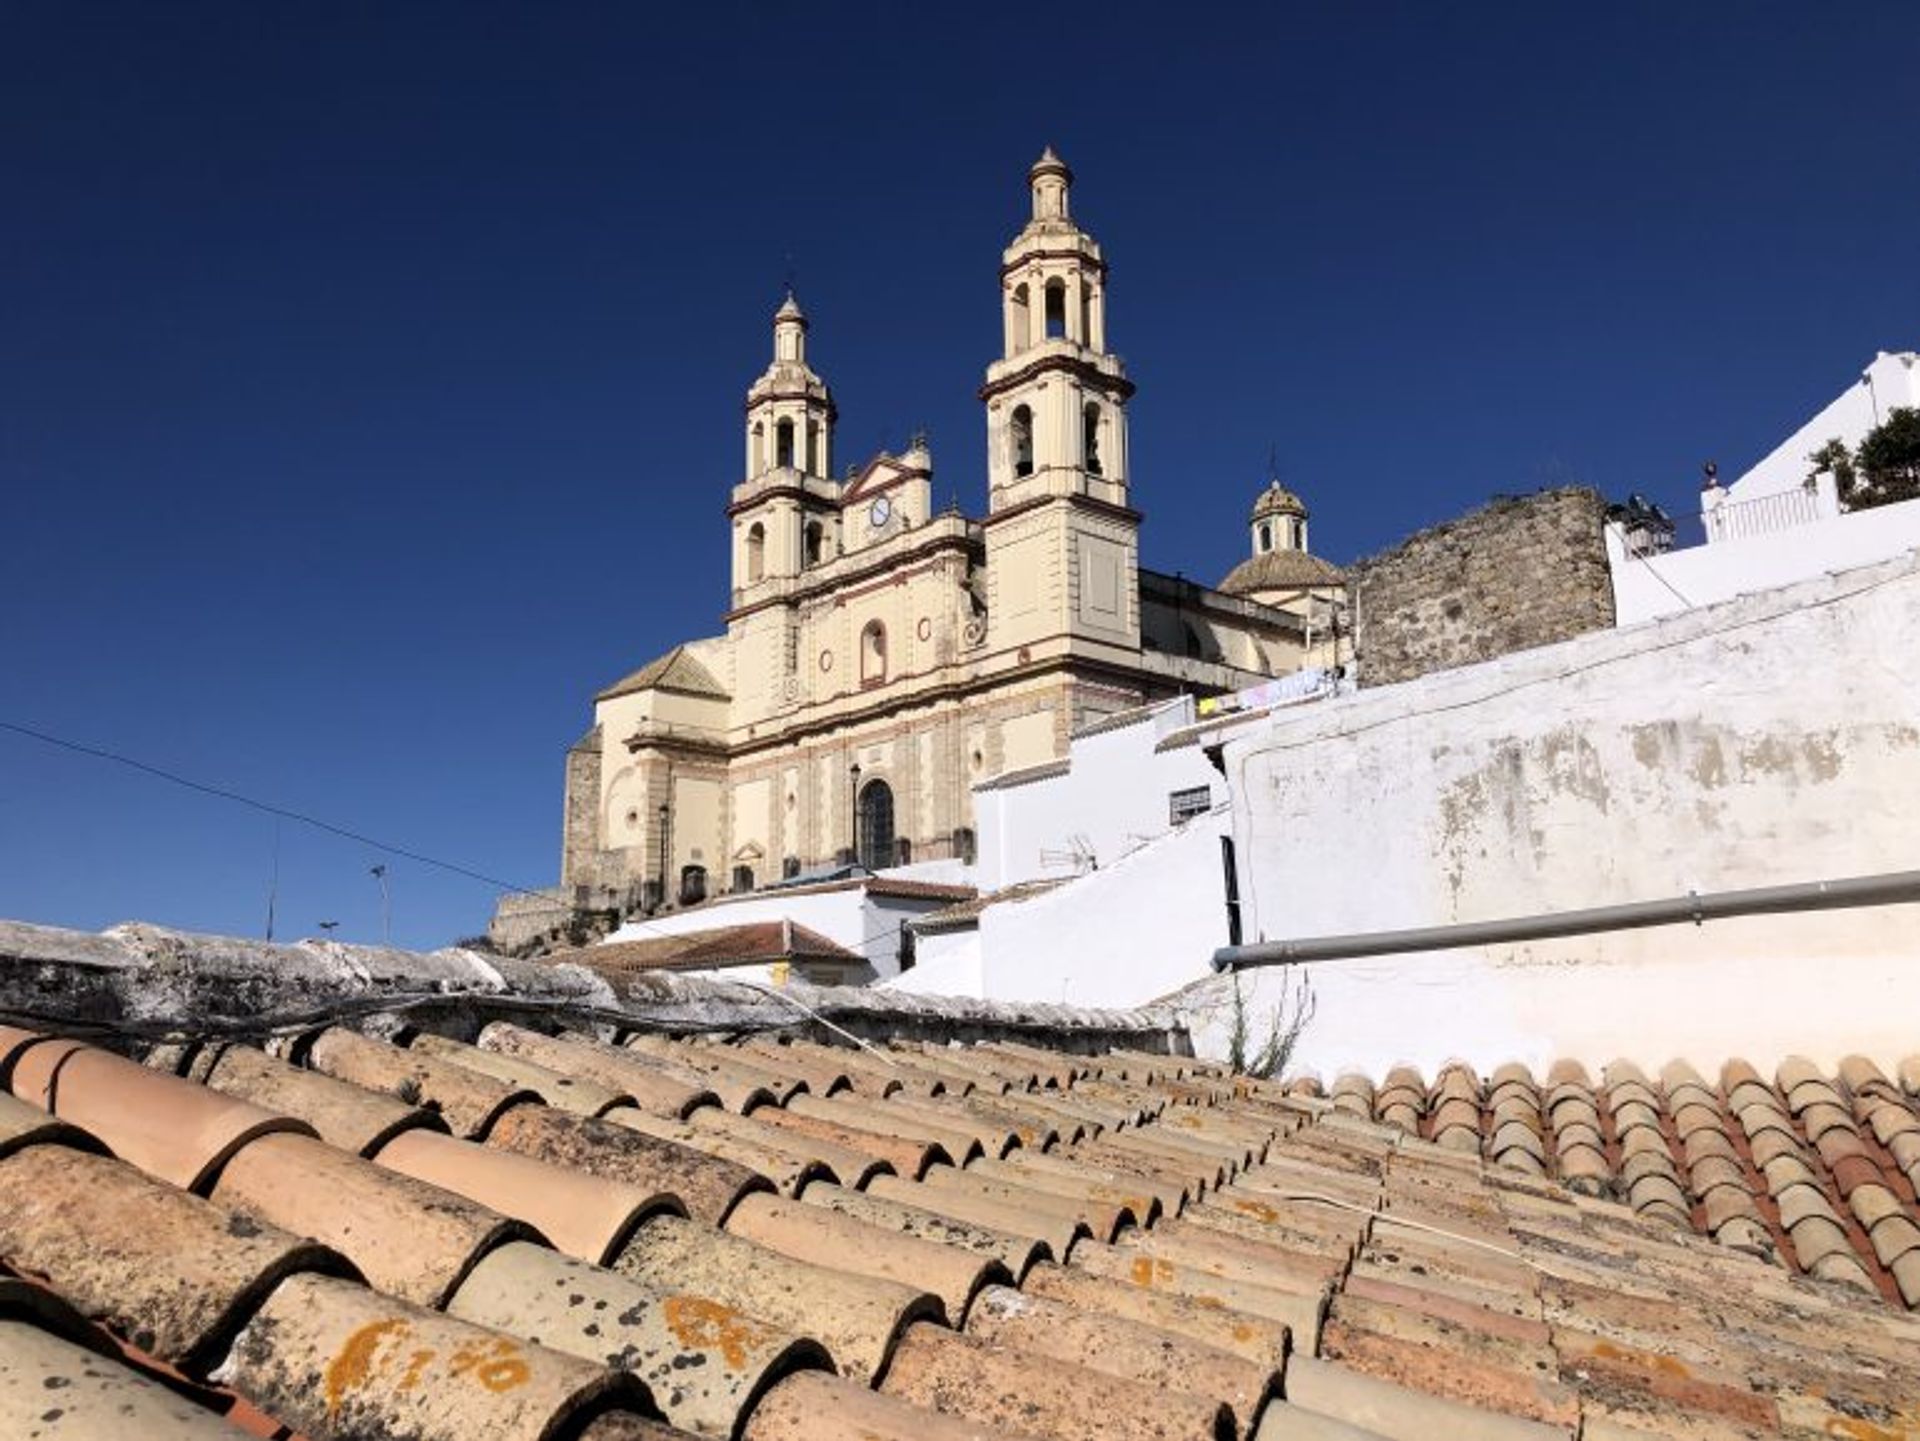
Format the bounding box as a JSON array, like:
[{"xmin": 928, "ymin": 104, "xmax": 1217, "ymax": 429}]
[{"xmin": 734, "ymin": 292, "xmax": 837, "ymax": 595}]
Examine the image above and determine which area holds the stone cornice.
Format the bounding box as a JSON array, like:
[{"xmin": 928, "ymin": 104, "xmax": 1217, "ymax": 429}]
[
  {"xmin": 978, "ymin": 352, "xmax": 1135, "ymax": 404},
  {"xmin": 981, "ymin": 491, "xmax": 1143, "ymax": 531},
  {"xmin": 999, "ymin": 246, "xmax": 1108, "ymax": 280},
  {"xmin": 724, "ymin": 528, "xmax": 982, "ymax": 623}
]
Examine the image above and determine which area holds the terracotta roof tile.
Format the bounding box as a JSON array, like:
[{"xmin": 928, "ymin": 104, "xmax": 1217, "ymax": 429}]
[
  {"xmin": 377, "ymin": 1126, "xmax": 683, "ymax": 1267},
  {"xmin": 0, "ymin": 1313, "xmax": 256, "ymax": 1438},
  {"xmin": 879, "ymin": 1318, "xmax": 1236, "ymax": 1441},
  {"xmin": 216, "ymin": 1269, "xmax": 656, "ymax": 1439},
  {"xmin": 209, "ymin": 1130, "xmax": 535, "ymax": 1307},
  {"xmin": 444, "ymin": 1239, "xmax": 827, "ymax": 1438},
  {"xmin": 304, "ymin": 1024, "xmax": 537, "ymax": 1138},
  {"xmin": 5, "ymin": 958, "xmax": 1919, "ymax": 1441},
  {"xmin": 0, "ymin": 1144, "xmax": 348, "ymax": 1371},
  {"xmin": 609, "ymin": 1213, "xmax": 940, "ymax": 1386},
  {"xmin": 9, "ymin": 1035, "xmax": 314, "ymax": 1193}
]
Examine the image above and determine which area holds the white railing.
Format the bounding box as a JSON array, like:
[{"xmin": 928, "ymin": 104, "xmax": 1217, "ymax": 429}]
[{"xmin": 1702, "ymin": 482, "xmax": 1832, "ymax": 544}]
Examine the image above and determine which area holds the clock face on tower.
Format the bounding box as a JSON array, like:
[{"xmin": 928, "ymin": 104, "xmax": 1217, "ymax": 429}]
[{"xmin": 868, "ymin": 496, "xmax": 891, "ymax": 528}]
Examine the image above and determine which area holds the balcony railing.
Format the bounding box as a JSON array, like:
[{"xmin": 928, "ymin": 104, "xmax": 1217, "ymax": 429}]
[{"xmin": 1702, "ymin": 484, "xmax": 1827, "ymax": 544}]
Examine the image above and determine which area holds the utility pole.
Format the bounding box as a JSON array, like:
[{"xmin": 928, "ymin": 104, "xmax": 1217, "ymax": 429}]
[{"xmin": 369, "ymin": 864, "xmax": 390, "ymax": 945}]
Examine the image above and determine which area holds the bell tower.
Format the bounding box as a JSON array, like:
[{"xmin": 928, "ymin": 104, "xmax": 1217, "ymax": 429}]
[
  {"xmin": 981, "ymin": 151, "xmax": 1141, "ymax": 660},
  {"xmin": 734, "ymin": 292, "xmax": 837, "ymax": 595},
  {"xmin": 982, "ymin": 148, "xmax": 1133, "ymax": 511}
]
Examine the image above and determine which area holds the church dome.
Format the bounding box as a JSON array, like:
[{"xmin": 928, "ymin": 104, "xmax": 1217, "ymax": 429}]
[
  {"xmin": 1250, "ymin": 480, "xmax": 1306, "ymax": 522},
  {"xmin": 1218, "ymin": 547, "xmax": 1346, "ymax": 597}
]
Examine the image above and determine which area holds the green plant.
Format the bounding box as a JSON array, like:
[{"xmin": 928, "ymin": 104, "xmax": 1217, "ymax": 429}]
[
  {"xmin": 1226, "ymin": 966, "xmax": 1316, "ymax": 1079},
  {"xmin": 1804, "ymin": 437, "xmax": 1856, "ymax": 494},
  {"xmin": 1851, "ymin": 407, "xmax": 1920, "ymax": 509}
]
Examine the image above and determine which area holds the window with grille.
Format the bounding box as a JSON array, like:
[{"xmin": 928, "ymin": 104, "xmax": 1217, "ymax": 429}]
[{"xmin": 1168, "ymin": 785, "xmax": 1211, "ymax": 825}]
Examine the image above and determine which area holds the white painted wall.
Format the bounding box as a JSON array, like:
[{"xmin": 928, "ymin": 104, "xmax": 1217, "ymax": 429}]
[
  {"xmin": 1168, "ymin": 925, "xmax": 1920, "ymax": 1083},
  {"xmin": 1609, "ymin": 494, "xmax": 1920, "ymax": 623},
  {"xmin": 895, "ymin": 927, "xmax": 984, "ymax": 996},
  {"xmin": 891, "ymin": 815, "xmax": 1232, "ymax": 1007},
  {"xmin": 973, "ymin": 700, "xmax": 1222, "ymax": 890},
  {"xmin": 602, "ymin": 884, "xmax": 929, "ymax": 980},
  {"xmin": 1188, "ymin": 549, "xmax": 1920, "ymax": 1076},
  {"xmin": 1728, "ymin": 350, "xmax": 1918, "ymax": 502}
]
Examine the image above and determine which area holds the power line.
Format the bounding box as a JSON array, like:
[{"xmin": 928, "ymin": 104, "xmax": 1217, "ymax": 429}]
[{"xmin": 0, "ymin": 717, "xmax": 545, "ymax": 899}]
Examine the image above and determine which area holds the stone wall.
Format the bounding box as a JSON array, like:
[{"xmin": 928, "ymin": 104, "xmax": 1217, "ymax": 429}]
[
  {"xmin": 559, "ymin": 726, "xmax": 604, "ymax": 891},
  {"xmin": 1353, "ymin": 487, "xmax": 1614, "ymax": 687},
  {"xmin": 486, "ymin": 888, "xmax": 577, "ymax": 953}
]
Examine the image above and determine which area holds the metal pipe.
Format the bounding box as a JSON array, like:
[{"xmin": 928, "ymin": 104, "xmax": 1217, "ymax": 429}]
[{"xmin": 1211, "ymin": 869, "xmax": 1920, "ymax": 973}]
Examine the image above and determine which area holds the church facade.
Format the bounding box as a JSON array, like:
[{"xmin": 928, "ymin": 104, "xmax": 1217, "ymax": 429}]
[{"xmin": 557, "ymin": 151, "xmax": 1345, "ymax": 914}]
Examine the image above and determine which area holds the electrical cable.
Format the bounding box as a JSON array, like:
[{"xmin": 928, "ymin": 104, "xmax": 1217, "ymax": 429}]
[{"xmin": 0, "ymin": 717, "xmax": 547, "ymax": 899}]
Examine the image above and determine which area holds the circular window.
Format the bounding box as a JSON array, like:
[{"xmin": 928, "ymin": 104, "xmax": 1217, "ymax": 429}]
[
  {"xmin": 916, "ymin": 616, "xmax": 933, "ymax": 642},
  {"xmin": 818, "ymin": 650, "xmax": 833, "ymax": 673}
]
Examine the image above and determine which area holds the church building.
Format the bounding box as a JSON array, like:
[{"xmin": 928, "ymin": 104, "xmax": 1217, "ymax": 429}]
[{"xmin": 558, "ymin": 151, "xmax": 1345, "ymax": 913}]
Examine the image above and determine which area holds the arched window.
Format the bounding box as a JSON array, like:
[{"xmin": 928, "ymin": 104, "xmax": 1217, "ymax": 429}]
[
  {"xmin": 1258, "ymin": 522, "xmax": 1273, "ymax": 553},
  {"xmin": 1010, "ymin": 405, "xmax": 1034, "ymax": 478},
  {"xmin": 1009, "ymin": 283, "xmax": 1030, "ymax": 351},
  {"xmin": 857, "ymin": 780, "xmax": 895, "ymax": 872},
  {"xmin": 750, "ymin": 421, "xmax": 765, "ymax": 475},
  {"xmin": 1291, "ymin": 518, "xmax": 1305, "ymax": 550},
  {"xmin": 731, "ymin": 864, "xmax": 754, "ymax": 894},
  {"xmin": 745, "ymin": 522, "xmax": 765, "ymax": 583},
  {"xmin": 803, "ymin": 520, "xmax": 824, "ymax": 567},
  {"xmin": 1083, "ymin": 403, "xmax": 1103, "ymax": 476},
  {"xmin": 678, "ymin": 865, "xmax": 707, "ymax": 905},
  {"xmin": 860, "ymin": 620, "xmax": 887, "ymax": 685},
  {"xmin": 775, "ymin": 418, "xmax": 795, "ymax": 469},
  {"xmin": 1044, "ymin": 279, "xmax": 1067, "ymax": 340},
  {"xmin": 805, "ymin": 419, "xmax": 820, "ymax": 475}
]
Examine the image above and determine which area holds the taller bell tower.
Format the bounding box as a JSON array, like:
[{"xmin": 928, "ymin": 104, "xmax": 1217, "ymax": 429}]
[
  {"xmin": 981, "ymin": 151, "xmax": 1142, "ymax": 660},
  {"xmin": 982, "ymin": 148, "xmax": 1133, "ymax": 511}
]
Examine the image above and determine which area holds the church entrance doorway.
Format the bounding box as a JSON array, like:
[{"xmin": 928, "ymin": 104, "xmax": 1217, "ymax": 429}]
[{"xmin": 857, "ymin": 780, "xmax": 895, "ymax": 872}]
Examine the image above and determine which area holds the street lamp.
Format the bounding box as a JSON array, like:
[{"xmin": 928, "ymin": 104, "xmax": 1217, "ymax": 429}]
[
  {"xmin": 656, "ymin": 803, "xmax": 670, "ymax": 910},
  {"xmin": 369, "ymin": 865, "xmax": 390, "ymax": 945},
  {"xmin": 849, "ymin": 763, "xmax": 862, "ymax": 870}
]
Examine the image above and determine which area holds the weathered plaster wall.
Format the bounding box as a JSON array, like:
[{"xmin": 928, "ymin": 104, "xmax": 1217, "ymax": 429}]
[
  {"xmin": 1200, "ymin": 550, "xmax": 1920, "ymax": 1076},
  {"xmin": 1354, "ymin": 488, "xmax": 1614, "ymax": 687}
]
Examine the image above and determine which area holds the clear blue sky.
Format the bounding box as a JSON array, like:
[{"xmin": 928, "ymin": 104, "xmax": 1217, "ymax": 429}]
[{"xmin": 4, "ymin": 4, "xmax": 1915, "ymax": 948}]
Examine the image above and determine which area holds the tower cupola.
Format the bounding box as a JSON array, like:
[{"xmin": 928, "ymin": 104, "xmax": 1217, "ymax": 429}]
[
  {"xmin": 744, "ymin": 289, "xmax": 834, "ymax": 480},
  {"xmin": 1029, "ymin": 145, "xmax": 1073, "ymax": 222},
  {"xmin": 1250, "ymin": 480, "xmax": 1309, "ymax": 555}
]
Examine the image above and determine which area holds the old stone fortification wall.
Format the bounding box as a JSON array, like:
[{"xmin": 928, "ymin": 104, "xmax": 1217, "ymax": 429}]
[
  {"xmin": 559, "ymin": 726, "xmax": 607, "ymax": 893},
  {"xmin": 1354, "ymin": 488, "xmax": 1614, "ymax": 686}
]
